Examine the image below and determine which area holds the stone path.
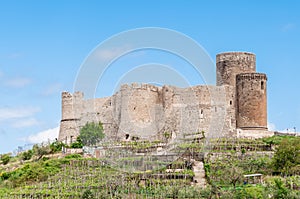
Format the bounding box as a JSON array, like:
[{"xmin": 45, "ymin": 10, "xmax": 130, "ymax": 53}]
[{"xmin": 192, "ymin": 160, "xmax": 207, "ymax": 187}]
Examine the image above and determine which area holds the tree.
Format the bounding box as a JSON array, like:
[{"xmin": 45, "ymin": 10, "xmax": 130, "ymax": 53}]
[
  {"xmin": 1, "ymin": 153, "xmax": 11, "ymax": 165},
  {"xmin": 272, "ymin": 138, "xmax": 300, "ymax": 175},
  {"xmin": 33, "ymin": 144, "xmax": 51, "ymax": 161},
  {"xmin": 79, "ymin": 122, "xmax": 105, "ymax": 146},
  {"xmin": 226, "ymin": 165, "xmax": 244, "ymax": 188}
]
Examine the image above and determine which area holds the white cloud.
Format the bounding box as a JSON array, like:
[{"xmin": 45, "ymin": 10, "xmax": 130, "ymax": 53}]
[
  {"xmin": 42, "ymin": 83, "xmax": 62, "ymax": 96},
  {"xmin": 24, "ymin": 126, "xmax": 59, "ymax": 144},
  {"xmin": 281, "ymin": 23, "xmax": 296, "ymax": 32},
  {"xmin": 0, "ymin": 107, "xmax": 40, "ymax": 121},
  {"xmin": 12, "ymin": 118, "xmax": 40, "ymax": 128},
  {"xmin": 267, "ymin": 122, "xmax": 276, "ymax": 131},
  {"xmin": 5, "ymin": 77, "xmax": 31, "ymax": 88}
]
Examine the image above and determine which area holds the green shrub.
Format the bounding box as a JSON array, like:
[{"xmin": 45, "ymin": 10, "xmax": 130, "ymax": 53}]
[
  {"xmin": 50, "ymin": 140, "xmax": 64, "ymax": 153},
  {"xmin": 82, "ymin": 189, "xmax": 95, "ymax": 199},
  {"xmin": 1, "ymin": 154, "xmax": 11, "ymax": 165},
  {"xmin": 237, "ymin": 185, "xmax": 265, "ymax": 199},
  {"xmin": 21, "ymin": 150, "xmax": 33, "ymax": 161},
  {"xmin": 272, "ymin": 138, "xmax": 300, "ymax": 175},
  {"xmin": 70, "ymin": 137, "xmax": 83, "ymax": 148}
]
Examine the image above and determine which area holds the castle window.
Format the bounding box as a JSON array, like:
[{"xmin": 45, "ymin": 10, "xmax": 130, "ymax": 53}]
[
  {"xmin": 230, "ymin": 100, "xmax": 232, "ymax": 105},
  {"xmin": 200, "ymin": 109, "xmax": 204, "ymax": 119},
  {"xmin": 261, "ymin": 81, "xmax": 264, "ymax": 90}
]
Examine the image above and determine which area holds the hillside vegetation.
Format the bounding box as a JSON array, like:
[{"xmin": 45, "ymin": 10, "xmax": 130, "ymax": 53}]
[{"xmin": 0, "ymin": 135, "xmax": 299, "ymax": 198}]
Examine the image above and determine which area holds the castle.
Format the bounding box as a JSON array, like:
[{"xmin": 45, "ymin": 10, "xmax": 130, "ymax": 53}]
[{"xmin": 58, "ymin": 52, "xmax": 273, "ymax": 144}]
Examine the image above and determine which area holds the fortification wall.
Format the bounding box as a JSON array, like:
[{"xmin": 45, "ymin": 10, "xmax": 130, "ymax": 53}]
[
  {"xmin": 58, "ymin": 51, "xmax": 270, "ymax": 143},
  {"xmin": 59, "ymin": 83, "xmax": 237, "ymax": 143}
]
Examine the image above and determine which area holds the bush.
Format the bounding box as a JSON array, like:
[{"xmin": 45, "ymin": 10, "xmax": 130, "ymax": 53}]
[
  {"xmin": 50, "ymin": 140, "xmax": 64, "ymax": 153},
  {"xmin": 82, "ymin": 189, "xmax": 95, "ymax": 199},
  {"xmin": 70, "ymin": 137, "xmax": 83, "ymax": 148},
  {"xmin": 21, "ymin": 150, "xmax": 33, "ymax": 161},
  {"xmin": 1, "ymin": 154, "xmax": 11, "ymax": 165},
  {"xmin": 272, "ymin": 138, "xmax": 300, "ymax": 175},
  {"xmin": 237, "ymin": 185, "xmax": 265, "ymax": 199}
]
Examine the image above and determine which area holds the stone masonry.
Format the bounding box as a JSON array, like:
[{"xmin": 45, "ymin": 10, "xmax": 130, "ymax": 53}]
[{"xmin": 58, "ymin": 52, "xmax": 273, "ymax": 144}]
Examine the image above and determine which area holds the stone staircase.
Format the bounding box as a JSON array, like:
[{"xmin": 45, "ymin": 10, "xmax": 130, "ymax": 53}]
[{"xmin": 192, "ymin": 160, "xmax": 207, "ymax": 187}]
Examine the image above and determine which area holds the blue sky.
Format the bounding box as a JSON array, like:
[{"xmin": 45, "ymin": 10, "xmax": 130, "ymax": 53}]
[{"xmin": 0, "ymin": 1, "xmax": 300, "ymax": 153}]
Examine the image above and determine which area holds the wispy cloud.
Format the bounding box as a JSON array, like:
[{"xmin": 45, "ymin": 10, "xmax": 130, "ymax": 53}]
[
  {"xmin": 95, "ymin": 46, "xmax": 131, "ymax": 61},
  {"xmin": 5, "ymin": 77, "xmax": 32, "ymax": 88},
  {"xmin": 24, "ymin": 126, "xmax": 59, "ymax": 144},
  {"xmin": 0, "ymin": 107, "xmax": 40, "ymax": 121},
  {"xmin": 281, "ymin": 23, "xmax": 296, "ymax": 32},
  {"xmin": 11, "ymin": 118, "xmax": 40, "ymax": 128},
  {"xmin": 41, "ymin": 83, "xmax": 62, "ymax": 96}
]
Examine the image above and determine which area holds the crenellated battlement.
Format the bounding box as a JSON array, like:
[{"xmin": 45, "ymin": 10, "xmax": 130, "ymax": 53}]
[
  {"xmin": 236, "ymin": 73, "xmax": 267, "ymax": 81},
  {"xmin": 120, "ymin": 83, "xmax": 161, "ymax": 92},
  {"xmin": 216, "ymin": 52, "xmax": 256, "ymax": 62}
]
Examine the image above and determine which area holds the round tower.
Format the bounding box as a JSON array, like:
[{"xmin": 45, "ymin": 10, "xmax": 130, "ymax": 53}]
[
  {"xmin": 236, "ymin": 73, "xmax": 267, "ymax": 130},
  {"xmin": 216, "ymin": 52, "xmax": 256, "ymax": 87}
]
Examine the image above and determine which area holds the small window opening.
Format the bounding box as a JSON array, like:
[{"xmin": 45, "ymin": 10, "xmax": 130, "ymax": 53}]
[
  {"xmin": 242, "ymin": 82, "xmax": 244, "ymax": 89},
  {"xmin": 261, "ymin": 81, "xmax": 264, "ymax": 90},
  {"xmin": 125, "ymin": 134, "xmax": 130, "ymax": 140},
  {"xmin": 133, "ymin": 107, "xmax": 136, "ymax": 110},
  {"xmin": 230, "ymin": 100, "xmax": 232, "ymax": 105},
  {"xmin": 200, "ymin": 109, "xmax": 204, "ymax": 119}
]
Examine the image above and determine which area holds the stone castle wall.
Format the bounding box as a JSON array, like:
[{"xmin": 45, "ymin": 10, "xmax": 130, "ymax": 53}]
[
  {"xmin": 59, "ymin": 52, "xmax": 270, "ymax": 144},
  {"xmin": 59, "ymin": 83, "xmax": 236, "ymax": 143}
]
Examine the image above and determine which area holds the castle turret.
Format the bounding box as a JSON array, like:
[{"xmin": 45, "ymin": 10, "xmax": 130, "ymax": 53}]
[
  {"xmin": 216, "ymin": 52, "xmax": 256, "ymax": 87},
  {"xmin": 236, "ymin": 73, "xmax": 267, "ymax": 130},
  {"xmin": 58, "ymin": 91, "xmax": 83, "ymax": 144}
]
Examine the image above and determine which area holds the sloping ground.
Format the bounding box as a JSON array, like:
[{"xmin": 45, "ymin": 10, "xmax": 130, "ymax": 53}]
[
  {"xmin": 1, "ymin": 135, "xmax": 299, "ymax": 198},
  {"xmin": 1, "ymin": 158, "xmax": 200, "ymax": 198}
]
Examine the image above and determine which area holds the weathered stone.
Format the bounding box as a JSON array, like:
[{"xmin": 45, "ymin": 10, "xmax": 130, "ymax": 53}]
[{"xmin": 58, "ymin": 52, "xmax": 271, "ymax": 144}]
